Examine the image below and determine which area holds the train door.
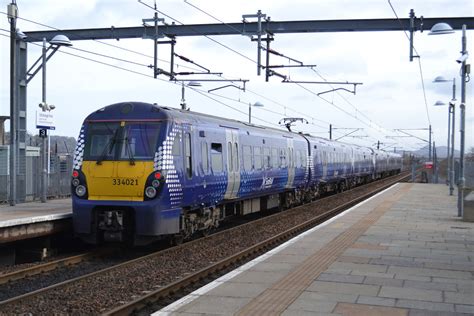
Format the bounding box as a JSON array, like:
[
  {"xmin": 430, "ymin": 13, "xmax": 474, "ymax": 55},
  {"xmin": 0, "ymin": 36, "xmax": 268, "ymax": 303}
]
[
  {"xmin": 224, "ymin": 129, "xmax": 240, "ymax": 199},
  {"xmin": 322, "ymin": 149, "xmax": 328, "ymax": 179},
  {"xmin": 286, "ymin": 138, "xmax": 295, "ymax": 188}
]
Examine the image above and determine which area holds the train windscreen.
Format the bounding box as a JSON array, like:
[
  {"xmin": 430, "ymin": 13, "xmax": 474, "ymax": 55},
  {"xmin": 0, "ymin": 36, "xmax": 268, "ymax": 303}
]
[{"xmin": 84, "ymin": 122, "xmax": 161, "ymax": 162}]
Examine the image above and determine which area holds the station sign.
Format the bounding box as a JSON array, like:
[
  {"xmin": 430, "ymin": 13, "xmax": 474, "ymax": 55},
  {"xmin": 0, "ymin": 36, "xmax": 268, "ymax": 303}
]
[{"xmin": 36, "ymin": 110, "xmax": 55, "ymax": 130}]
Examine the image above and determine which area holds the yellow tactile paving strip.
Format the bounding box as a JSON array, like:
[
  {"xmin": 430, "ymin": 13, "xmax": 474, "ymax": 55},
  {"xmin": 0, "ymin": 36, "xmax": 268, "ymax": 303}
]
[{"xmin": 236, "ymin": 183, "xmax": 413, "ymax": 316}]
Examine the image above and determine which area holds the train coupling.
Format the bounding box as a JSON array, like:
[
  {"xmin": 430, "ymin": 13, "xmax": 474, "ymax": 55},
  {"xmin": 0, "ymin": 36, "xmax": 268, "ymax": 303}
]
[{"xmin": 98, "ymin": 210, "xmax": 124, "ymax": 242}]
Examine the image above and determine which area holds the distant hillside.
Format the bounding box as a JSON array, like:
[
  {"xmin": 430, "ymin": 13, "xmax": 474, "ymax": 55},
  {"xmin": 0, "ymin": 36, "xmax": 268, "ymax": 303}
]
[{"xmin": 412, "ymin": 145, "xmax": 461, "ymax": 159}]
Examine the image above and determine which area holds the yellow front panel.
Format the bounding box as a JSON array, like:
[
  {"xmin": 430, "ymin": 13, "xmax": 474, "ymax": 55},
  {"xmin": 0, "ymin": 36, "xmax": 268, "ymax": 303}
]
[{"xmin": 82, "ymin": 161, "xmax": 154, "ymax": 201}]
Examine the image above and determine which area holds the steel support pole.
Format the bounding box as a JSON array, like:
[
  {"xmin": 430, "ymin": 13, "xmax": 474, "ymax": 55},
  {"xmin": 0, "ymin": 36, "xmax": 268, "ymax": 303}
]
[
  {"xmin": 249, "ymin": 103, "xmax": 252, "ymax": 124},
  {"xmin": 458, "ymin": 24, "xmax": 467, "ymax": 217},
  {"xmin": 446, "ymin": 103, "xmax": 451, "ymax": 186},
  {"xmin": 434, "ymin": 142, "xmax": 439, "ymax": 183},
  {"xmin": 257, "ymin": 11, "xmax": 262, "ymax": 76},
  {"xmin": 41, "ymin": 38, "xmax": 47, "ymax": 203},
  {"xmin": 450, "ymin": 103, "xmax": 455, "ymax": 196},
  {"xmin": 9, "ymin": 2, "xmax": 17, "ymax": 206},
  {"xmin": 180, "ymin": 82, "xmax": 186, "ymax": 110},
  {"xmin": 428, "ymin": 124, "xmax": 432, "ymax": 161},
  {"xmin": 152, "ymin": 8, "xmax": 158, "ymax": 78},
  {"xmin": 409, "ymin": 9, "xmax": 415, "ymax": 62}
]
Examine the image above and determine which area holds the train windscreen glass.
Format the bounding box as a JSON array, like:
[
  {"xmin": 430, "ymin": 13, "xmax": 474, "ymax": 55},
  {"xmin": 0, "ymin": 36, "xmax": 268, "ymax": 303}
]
[{"xmin": 84, "ymin": 122, "xmax": 160, "ymax": 161}]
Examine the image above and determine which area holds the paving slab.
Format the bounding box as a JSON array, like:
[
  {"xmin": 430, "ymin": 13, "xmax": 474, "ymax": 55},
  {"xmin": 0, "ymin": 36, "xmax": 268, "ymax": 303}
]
[{"xmin": 154, "ymin": 183, "xmax": 474, "ymax": 316}]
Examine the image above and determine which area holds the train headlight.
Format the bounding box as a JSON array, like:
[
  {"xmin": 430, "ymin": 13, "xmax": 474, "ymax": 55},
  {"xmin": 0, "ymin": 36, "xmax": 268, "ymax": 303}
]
[
  {"xmin": 145, "ymin": 186, "xmax": 157, "ymax": 199},
  {"xmin": 152, "ymin": 179, "xmax": 160, "ymax": 188},
  {"xmin": 76, "ymin": 185, "xmax": 87, "ymax": 197},
  {"xmin": 72, "ymin": 178, "xmax": 80, "ymax": 187}
]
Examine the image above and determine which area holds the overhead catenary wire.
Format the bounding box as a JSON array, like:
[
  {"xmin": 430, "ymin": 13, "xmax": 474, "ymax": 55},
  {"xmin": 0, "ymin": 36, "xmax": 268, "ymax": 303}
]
[
  {"xmin": 1, "ymin": 22, "xmax": 311, "ymax": 136},
  {"xmin": 2, "ymin": 7, "xmax": 416, "ymax": 150},
  {"xmin": 180, "ymin": 0, "xmax": 413, "ymax": 149},
  {"xmin": 11, "ymin": 3, "xmax": 293, "ymax": 129},
  {"xmin": 139, "ymin": 1, "xmax": 342, "ymax": 133},
  {"xmin": 387, "ymin": 0, "xmax": 432, "ymax": 127},
  {"xmin": 6, "ymin": 7, "xmax": 405, "ymax": 148},
  {"xmin": 0, "ymin": 28, "xmax": 288, "ymax": 132},
  {"xmin": 0, "ymin": 11, "xmax": 203, "ymax": 73},
  {"xmin": 138, "ymin": 0, "xmax": 256, "ymax": 64}
]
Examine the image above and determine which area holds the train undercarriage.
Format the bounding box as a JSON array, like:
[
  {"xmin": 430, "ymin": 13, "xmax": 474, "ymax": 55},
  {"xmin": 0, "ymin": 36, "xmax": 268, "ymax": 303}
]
[{"xmin": 87, "ymin": 171, "xmax": 400, "ymax": 246}]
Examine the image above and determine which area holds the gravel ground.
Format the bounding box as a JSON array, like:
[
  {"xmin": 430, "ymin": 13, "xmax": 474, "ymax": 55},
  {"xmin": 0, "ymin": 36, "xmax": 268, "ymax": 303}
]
[{"xmin": 0, "ymin": 175, "xmax": 405, "ymax": 314}]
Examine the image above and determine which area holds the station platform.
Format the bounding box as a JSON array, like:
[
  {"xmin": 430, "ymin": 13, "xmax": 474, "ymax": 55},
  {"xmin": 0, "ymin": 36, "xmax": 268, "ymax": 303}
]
[
  {"xmin": 0, "ymin": 199, "xmax": 72, "ymax": 244},
  {"xmin": 157, "ymin": 183, "xmax": 474, "ymax": 315}
]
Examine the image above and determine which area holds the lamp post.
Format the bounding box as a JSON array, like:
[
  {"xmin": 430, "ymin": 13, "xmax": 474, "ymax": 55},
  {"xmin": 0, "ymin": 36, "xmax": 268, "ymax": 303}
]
[
  {"xmin": 180, "ymin": 81, "xmax": 201, "ymax": 110},
  {"xmin": 10, "ymin": 31, "xmax": 72, "ymax": 205},
  {"xmin": 429, "ymin": 23, "xmax": 469, "ymax": 217},
  {"xmin": 249, "ymin": 101, "xmax": 264, "ymax": 124},
  {"xmin": 37, "ymin": 36, "xmax": 72, "ymax": 202},
  {"xmin": 433, "ymin": 76, "xmax": 456, "ymax": 196},
  {"xmin": 8, "ymin": 1, "xmax": 18, "ymax": 206}
]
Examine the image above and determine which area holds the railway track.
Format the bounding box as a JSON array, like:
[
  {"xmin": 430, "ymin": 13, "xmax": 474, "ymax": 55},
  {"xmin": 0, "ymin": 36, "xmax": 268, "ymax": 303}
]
[
  {"xmin": 0, "ymin": 252, "xmax": 97, "ymax": 285},
  {"xmin": 0, "ymin": 172, "xmax": 410, "ymax": 315}
]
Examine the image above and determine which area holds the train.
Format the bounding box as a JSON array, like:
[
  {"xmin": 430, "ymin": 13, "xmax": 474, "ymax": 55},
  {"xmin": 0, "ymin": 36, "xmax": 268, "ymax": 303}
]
[{"xmin": 71, "ymin": 102, "xmax": 402, "ymax": 245}]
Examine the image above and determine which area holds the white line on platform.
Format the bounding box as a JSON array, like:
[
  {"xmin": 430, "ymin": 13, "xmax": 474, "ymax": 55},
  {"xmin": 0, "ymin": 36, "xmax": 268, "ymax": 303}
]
[{"xmin": 153, "ymin": 183, "xmax": 400, "ymax": 316}]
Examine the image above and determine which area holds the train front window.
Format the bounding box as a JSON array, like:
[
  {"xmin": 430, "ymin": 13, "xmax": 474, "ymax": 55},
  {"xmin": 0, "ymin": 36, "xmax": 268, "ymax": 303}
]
[
  {"xmin": 84, "ymin": 122, "xmax": 160, "ymax": 161},
  {"xmin": 119, "ymin": 123, "xmax": 160, "ymax": 160},
  {"xmin": 84, "ymin": 122, "xmax": 120, "ymax": 161}
]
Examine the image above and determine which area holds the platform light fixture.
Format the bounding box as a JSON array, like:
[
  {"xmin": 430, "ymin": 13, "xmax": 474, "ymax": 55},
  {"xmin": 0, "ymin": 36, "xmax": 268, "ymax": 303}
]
[
  {"xmin": 429, "ymin": 23, "xmax": 469, "ymax": 217},
  {"xmin": 249, "ymin": 101, "xmax": 264, "ymax": 124},
  {"xmin": 180, "ymin": 81, "xmax": 202, "ymax": 110},
  {"xmin": 23, "ymin": 35, "xmax": 73, "ymax": 203},
  {"xmin": 433, "ymin": 76, "xmax": 457, "ymax": 196}
]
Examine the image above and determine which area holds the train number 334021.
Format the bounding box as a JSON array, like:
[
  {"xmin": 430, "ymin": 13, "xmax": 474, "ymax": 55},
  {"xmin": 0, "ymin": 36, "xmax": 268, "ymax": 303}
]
[{"xmin": 112, "ymin": 178, "xmax": 138, "ymax": 186}]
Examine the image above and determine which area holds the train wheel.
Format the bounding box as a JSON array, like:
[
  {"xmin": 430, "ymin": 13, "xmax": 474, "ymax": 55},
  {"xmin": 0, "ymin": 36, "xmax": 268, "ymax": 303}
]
[
  {"xmin": 201, "ymin": 228, "xmax": 212, "ymax": 237},
  {"xmin": 171, "ymin": 234, "xmax": 184, "ymax": 246}
]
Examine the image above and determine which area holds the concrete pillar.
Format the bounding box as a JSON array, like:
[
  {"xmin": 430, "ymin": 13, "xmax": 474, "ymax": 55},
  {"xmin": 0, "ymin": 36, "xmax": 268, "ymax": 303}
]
[{"xmin": 463, "ymin": 190, "xmax": 474, "ymax": 222}]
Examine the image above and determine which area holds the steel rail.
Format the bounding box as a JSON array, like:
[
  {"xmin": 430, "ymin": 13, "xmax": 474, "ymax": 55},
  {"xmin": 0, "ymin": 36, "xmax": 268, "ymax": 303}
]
[
  {"xmin": 0, "ymin": 252, "xmax": 97, "ymax": 285},
  {"xmin": 105, "ymin": 172, "xmax": 410, "ymax": 316}
]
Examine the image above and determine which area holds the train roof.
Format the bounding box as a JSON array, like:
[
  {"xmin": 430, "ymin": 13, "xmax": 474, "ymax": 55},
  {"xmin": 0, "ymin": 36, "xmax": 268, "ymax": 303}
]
[{"xmin": 84, "ymin": 101, "xmax": 401, "ymax": 157}]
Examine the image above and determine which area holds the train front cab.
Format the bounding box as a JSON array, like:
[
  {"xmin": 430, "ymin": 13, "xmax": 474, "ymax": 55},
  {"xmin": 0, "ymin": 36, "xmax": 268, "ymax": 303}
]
[{"xmin": 72, "ymin": 114, "xmax": 180, "ymax": 245}]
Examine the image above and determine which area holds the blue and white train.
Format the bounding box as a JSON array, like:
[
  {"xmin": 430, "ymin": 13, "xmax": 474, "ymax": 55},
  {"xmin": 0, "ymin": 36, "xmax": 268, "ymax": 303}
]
[{"xmin": 71, "ymin": 102, "xmax": 402, "ymax": 245}]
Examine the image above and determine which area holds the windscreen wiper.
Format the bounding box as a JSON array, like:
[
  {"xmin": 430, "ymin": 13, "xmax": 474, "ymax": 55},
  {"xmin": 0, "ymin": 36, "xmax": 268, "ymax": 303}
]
[
  {"xmin": 96, "ymin": 128, "xmax": 119, "ymax": 165},
  {"xmin": 125, "ymin": 136, "xmax": 136, "ymax": 165}
]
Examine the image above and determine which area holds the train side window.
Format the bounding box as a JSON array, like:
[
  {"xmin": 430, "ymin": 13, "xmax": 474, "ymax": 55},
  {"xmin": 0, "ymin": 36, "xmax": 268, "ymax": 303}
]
[
  {"xmin": 243, "ymin": 145, "xmax": 252, "ymax": 171},
  {"xmin": 254, "ymin": 146, "xmax": 262, "ymax": 170},
  {"xmin": 185, "ymin": 133, "xmax": 192, "ymax": 178},
  {"xmin": 172, "ymin": 132, "xmax": 181, "ymax": 155},
  {"xmin": 227, "ymin": 142, "xmax": 233, "ymax": 172},
  {"xmin": 211, "ymin": 143, "xmax": 223, "ymax": 172},
  {"xmin": 263, "ymin": 147, "xmax": 270, "ymax": 169},
  {"xmin": 288, "ymin": 148, "xmax": 294, "ymax": 168},
  {"xmin": 201, "ymin": 142, "xmax": 209, "ymax": 174},
  {"xmin": 271, "ymin": 148, "xmax": 278, "ymax": 168},
  {"xmin": 234, "ymin": 143, "xmax": 239, "ymax": 171},
  {"xmin": 280, "ymin": 148, "xmax": 287, "ymax": 168}
]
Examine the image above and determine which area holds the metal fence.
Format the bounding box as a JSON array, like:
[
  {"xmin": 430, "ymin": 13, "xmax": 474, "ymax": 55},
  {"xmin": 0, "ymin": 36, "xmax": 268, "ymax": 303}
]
[
  {"xmin": 0, "ymin": 146, "xmax": 73, "ymax": 203},
  {"xmin": 465, "ymin": 161, "xmax": 474, "ymax": 189}
]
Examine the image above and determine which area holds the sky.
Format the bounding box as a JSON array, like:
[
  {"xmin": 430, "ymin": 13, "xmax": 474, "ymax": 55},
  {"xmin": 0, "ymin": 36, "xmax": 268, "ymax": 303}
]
[{"xmin": 0, "ymin": 0, "xmax": 473, "ymax": 154}]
